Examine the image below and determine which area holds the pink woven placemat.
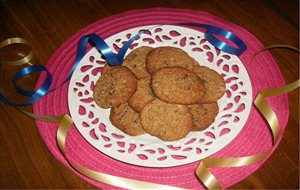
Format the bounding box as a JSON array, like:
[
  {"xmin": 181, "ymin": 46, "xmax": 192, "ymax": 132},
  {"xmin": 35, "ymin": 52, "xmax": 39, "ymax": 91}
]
[{"xmin": 33, "ymin": 8, "xmax": 289, "ymax": 189}]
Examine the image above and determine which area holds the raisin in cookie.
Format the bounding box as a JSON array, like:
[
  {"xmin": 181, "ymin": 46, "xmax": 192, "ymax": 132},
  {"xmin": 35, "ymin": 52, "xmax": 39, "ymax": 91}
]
[
  {"xmin": 110, "ymin": 103, "xmax": 145, "ymax": 136},
  {"xmin": 93, "ymin": 66, "xmax": 137, "ymax": 108},
  {"xmin": 151, "ymin": 66, "xmax": 205, "ymax": 104},
  {"xmin": 140, "ymin": 99, "xmax": 193, "ymax": 141}
]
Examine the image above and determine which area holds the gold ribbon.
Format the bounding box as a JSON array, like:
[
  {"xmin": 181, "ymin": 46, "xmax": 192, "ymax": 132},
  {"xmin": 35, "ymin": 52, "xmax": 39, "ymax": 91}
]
[
  {"xmin": 195, "ymin": 46, "xmax": 300, "ymax": 189},
  {"xmin": 1, "ymin": 37, "xmax": 299, "ymax": 189},
  {"xmin": 196, "ymin": 150, "xmax": 273, "ymax": 188},
  {"xmin": 195, "ymin": 80, "xmax": 299, "ymax": 189},
  {"xmin": 249, "ymin": 45, "xmax": 299, "ymax": 65},
  {"xmin": 0, "ymin": 37, "xmax": 33, "ymax": 66}
]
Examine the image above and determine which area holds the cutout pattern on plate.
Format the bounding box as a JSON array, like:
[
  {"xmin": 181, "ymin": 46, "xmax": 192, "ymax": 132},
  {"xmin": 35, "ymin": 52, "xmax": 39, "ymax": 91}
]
[{"xmin": 68, "ymin": 25, "xmax": 252, "ymax": 167}]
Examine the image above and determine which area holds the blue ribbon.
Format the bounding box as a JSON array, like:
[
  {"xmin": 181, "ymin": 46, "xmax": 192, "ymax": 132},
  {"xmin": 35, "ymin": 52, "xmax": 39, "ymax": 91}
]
[
  {"xmin": 0, "ymin": 32, "xmax": 141, "ymax": 106},
  {"xmin": 0, "ymin": 23, "xmax": 247, "ymax": 107},
  {"xmin": 180, "ymin": 23, "xmax": 247, "ymax": 56},
  {"xmin": 12, "ymin": 65, "xmax": 52, "ymax": 105}
]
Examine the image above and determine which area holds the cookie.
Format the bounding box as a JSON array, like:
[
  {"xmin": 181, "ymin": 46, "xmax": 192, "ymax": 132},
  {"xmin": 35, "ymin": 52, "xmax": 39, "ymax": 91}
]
[
  {"xmin": 140, "ymin": 99, "xmax": 193, "ymax": 141},
  {"xmin": 110, "ymin": 103, "xmax": 145, "ymax": 136},
  {"xmin": 192, "ymin": 66, "xmax": 226, "ymax": 103},
  {"xmin": 188, "ymin": 102, "xmax": 219, "ymax": 131},
  {"xmin": 101, "ymin": 46, "xmax": 153, "ymax": 79},
  {"xmin": 93, "ymin": 66, "xmax": 137, "ymax": 108},
  {"xmin": 146, "ymin": 46, "xmax": 198, "ymax": 73},
  {"xmin": 122, "ymin": 46, "xmax": 153, "ymax": 79},
  {"xmin": 128, "ymin": 77, "xmax": 156, "ymax": 113},
  {"xmin": 151, "ymin": 66, "xmax": 205, "ymax": 104}
]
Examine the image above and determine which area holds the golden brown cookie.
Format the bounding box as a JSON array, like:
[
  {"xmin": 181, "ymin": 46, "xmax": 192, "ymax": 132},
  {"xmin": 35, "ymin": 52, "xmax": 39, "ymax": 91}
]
[
  {"xmin": 128, "ymin": 77, "xmax": 156, "ymax": 113},
  {"xmin": 110, "ymin": 103, "xmax": 145, "ymax": 136},
  {"xmin": 93, "ymin": 66, "xmax": 137, "ymax": 108},
  {"xmin": 192, "ymin": 66, "xmax": 226, "ymax": 103},
  {"xmin": 146, "ymin": 46, "xmax": 198, "ymax": 73},
  {"xmin": 188, "ymin": 102, "xmax": 219, "ymax": 131},
  {"xmin": 101, "ymin": 46, "xmax": 153, "ymax": 79},
  {"xmin": 151, "ymin": 66, "xmax": 205, "ymax": 104},
  {"xmin": 140, "ymin": 99, "xmax": 193, "ymax": 141},
  {"xmin": 122, "ymin": 46, "xmax": 153, "ymax": 79}
]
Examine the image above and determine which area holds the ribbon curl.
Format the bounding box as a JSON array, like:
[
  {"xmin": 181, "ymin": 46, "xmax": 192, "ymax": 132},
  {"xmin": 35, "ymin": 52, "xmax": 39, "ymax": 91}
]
[
  {"xmin": 180, "ymin": 23, "xmax": 247, "ymax": 56},
  {"xmin": 0, "ymin": 37, "xmax": 33, "ymax": 66}
]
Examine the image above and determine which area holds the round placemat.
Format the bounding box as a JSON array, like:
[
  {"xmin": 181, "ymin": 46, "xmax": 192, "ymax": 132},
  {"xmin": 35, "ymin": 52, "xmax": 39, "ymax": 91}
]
[{"xmin": 33, "ymin": 8, "xmax": 289, "ymax": 189}]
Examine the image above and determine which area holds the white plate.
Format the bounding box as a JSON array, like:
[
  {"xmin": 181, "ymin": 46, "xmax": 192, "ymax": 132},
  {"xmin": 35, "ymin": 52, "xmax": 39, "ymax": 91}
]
[{"xmin": 68, "ymin": 25, "xmax": 252, "ymax": 167}]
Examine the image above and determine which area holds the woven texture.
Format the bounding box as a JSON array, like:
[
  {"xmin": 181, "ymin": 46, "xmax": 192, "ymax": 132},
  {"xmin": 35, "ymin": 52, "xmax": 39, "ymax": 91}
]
[{"xmin": 33, "ymin": 8, "xmax": 289, "ymax": 189}]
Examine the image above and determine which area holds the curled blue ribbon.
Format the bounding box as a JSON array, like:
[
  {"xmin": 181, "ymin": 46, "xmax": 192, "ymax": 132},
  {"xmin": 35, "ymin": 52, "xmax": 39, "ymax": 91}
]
[
  {"xmin": 0, "ymin": 23, "xmax": 247, "ymax": 107},
  {"xmin": 180, "ymin": 23, "xmax": 247, "ymax": 56},
  {"xmin": 0, "ymin": 32, "xmax": 142, "ymax": 106},
  {"xmin": 12, "ymin": 65, "xmax": 52, "ymax": 106}
]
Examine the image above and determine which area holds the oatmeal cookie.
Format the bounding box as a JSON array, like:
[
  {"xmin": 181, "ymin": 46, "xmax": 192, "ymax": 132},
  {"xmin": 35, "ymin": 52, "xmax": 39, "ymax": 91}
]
[
  {"xmin": 128, "ymin": 77, "xmax": 156, "ymax": 113},
  {"xmin": 188, "ymin": 102, "xmax": 219, "ymax": 131},
  {"xmin": 151, "ymin": 66, "xmax": 205, "ymax": 104},
  {"xmin": 192, "ymin": 65, "xmax": 226, "ymax": 103},
  {"xmin": 93, "ymin": 66, "xmax": 137, "ymax": 108},
  {"xmin": 146, "ymin": 46, "xmax": 198, "ymax": 73},
  {"xmin": 110, "ymin": 103, "xmax": 145, "ymax": 136},
  {"xmin": 140, "ymin": 99, "xmax": 193, "ymax": 141}
]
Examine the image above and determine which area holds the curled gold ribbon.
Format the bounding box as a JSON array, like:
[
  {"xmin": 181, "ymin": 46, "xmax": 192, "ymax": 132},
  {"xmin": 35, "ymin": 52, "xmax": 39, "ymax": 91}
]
[
  {"xmin": 196, "ymin": 80, "xmax": 299, "ymax": 189},
  {"xmin": 0, "ymin": 37, "xmax": 33, "ymax": 66},
  {"xmin": 195, "ymin": 46, "xmax": 300, "ymax": 189},
  {"xmin": 249, "ymin": 45, "xmax": 299, "ymax": 65},
  {"xmin": 254, "ymin": 80, "xmax": 300, "ymax": 144}
]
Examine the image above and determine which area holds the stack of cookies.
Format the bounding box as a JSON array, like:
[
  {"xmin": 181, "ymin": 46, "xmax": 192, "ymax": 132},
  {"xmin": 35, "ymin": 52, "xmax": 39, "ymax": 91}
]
[{"xmin": 93, "ymin": 46, "xmax": 226, "ymax": 141}]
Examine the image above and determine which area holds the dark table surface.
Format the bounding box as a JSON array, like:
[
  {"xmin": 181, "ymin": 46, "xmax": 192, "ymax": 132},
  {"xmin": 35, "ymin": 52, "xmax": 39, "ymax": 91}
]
[{"xmin": 0, "ymin": 0, "xmax": 299, "ymax": 189}]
